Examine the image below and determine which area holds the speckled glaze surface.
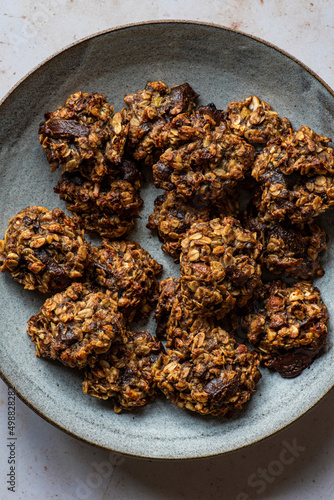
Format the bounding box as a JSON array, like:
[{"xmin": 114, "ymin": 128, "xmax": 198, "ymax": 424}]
[{"xmin": 0, "ymin": 21, "xmax": 333, "ymax": 459}]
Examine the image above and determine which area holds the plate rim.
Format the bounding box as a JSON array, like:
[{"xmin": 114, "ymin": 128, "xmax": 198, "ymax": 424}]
[
  {"xmin": 1, "ymin": 19, "xmax": 334, "ymax": 459},
  {"xmin": 1, "ymin": 19, "xmax": 334, "ymax": 109},
  {"xmin": 1, "ymin": 368, "xmax": 333, "ymax": 460}
]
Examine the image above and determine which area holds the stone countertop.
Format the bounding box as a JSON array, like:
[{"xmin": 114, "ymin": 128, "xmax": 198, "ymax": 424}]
[{"xmin": 0, "ymin": 1, "xmax": 333, "ymax": 499}]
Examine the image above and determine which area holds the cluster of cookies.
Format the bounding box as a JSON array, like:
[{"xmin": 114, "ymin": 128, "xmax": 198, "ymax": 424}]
[
  {"xmin": 0, "ymin": 205, "xmax": 163, "ymax": 412},
  {"xmin": 140, "ymin": 84, "xmax": 330, "ymax": 398},
  {"xmin": 0, "ymin": 81, "xmax": 332, "ymax": 417}
]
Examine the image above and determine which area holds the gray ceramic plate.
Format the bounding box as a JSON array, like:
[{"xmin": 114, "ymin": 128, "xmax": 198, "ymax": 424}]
[{"xmin": 0, "ymin": 21, "xmax": 333, "ymax": 459}]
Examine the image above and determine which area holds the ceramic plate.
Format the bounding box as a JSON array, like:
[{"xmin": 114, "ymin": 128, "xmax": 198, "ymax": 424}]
[{"xmin": 0, "ymin": 21, "xmax": 333, "ymax": 459}]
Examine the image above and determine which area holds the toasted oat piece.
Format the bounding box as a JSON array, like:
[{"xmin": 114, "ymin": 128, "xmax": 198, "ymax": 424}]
[
  {"xmin": 251, "ymin": 126, "xmax": 334, "ymax": 223},
  {"xmin": 27, "ymin": 282, "xmax": 125, "ymax": 369},
  {"xmin": 242, "ymin": 280, "xmax": 328, "ymax": 378},
  {"xmin": 54, "ymin": 159, "xmax": 142, "ymax": 239},
  {"xmin": 242, "ymin": 209, "xmax": 327, "ymax": 279},
  {"xmin": 39, "ymin": 91, "xmax": 128, "ymax": 180},
  {"xmin": 124, "ymin": 80, "xmax": 198, "ymax": 165},
  {"xmin": 153, "ymin": 123, "xmax": 254, "ymax": 201},
  {"xmin": 226, "ymin": 96, "xmax": 291, "ymax": 144},
  {"xmin": 147, "ymin": 190, "xmax": 239, "ymax": 260},
  {"xmin": 83, "ymin": 330, "xmax": 164, "ymax": 412},
  {"xmin": 179, "ymin": 217, "xmax": 262, "ymax": 317},
  {"xmin": 0, "ymin": 206, "xmax": 88, "ymax": 293},
  {"xmin": 153, "ymin": 325, "xmax": 261, "ymax": 417},
  {"xmin": 85, "ymin": 239, "xmax": 163, "ymax": 322}
]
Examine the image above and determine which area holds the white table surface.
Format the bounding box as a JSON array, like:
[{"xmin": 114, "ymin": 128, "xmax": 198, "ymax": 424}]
[{"xmin": 0, "ymin": 1, "xmax": 333, "ymax": 499}]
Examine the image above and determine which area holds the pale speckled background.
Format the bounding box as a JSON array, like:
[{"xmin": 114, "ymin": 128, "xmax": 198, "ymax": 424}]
[{"xmin": 0, "ymin": 1, "xmax": 334, "ymax": 499}]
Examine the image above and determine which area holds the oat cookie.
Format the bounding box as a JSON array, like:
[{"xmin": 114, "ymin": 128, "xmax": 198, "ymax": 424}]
[
  {"xmin": 83, "ymin": 329, "xmax": 164, "ymax": 412},
  {"xmin": 153, "ymin": 123, "xmax": 254, "ymax": 201},
  {"xmin": 252, "ymin": 126, "xmax": 334, "ymax": 223},
  {"xmin": 39, "ymin": 91, "xmax": 128, "ymax": 180},
  {"xmin": 27, "ymin": 282, "xmax": 124, "ymax": 369},
  {"xmin": 242, "ymin": 280, "xmax": 328, "ymax": 377},
  {"xmin": 155, "ymin": 277, "xmax": 239, "ymax": 349},
  {"xmin": 154, "ymin": 103, "xmax": 225, "ymax": 150},
  {"xmin": 153, "ymin": 325, "xmax": 261, "ymax": 417},
  {"xmin": 242, "ymin": 209, "xmax": 327, "ymax": 279},
  {"xmin": 85, "ymin": 239, "xmax": 163, "ymax": 322},
  {"xmin": 0, "ymin": 206, "xmax": 88, "ymax": 293},
  {"xmin": 124, "ymin": 80, "xmax": 198, "ymax": 165},
  {"xmin": 54, "ymin": 159, "xmax": 142, "ymax": 238},
  {"xmin": 147, "ymin": 190, "xmax": 238, "ymax": 261},
  {"xmin": 226, "ymin": 96, "xmax": 291, "ymax": 145},
  {"xmin": 179, "ymin": 217, "xmax": 262, "ymax": 317}
]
